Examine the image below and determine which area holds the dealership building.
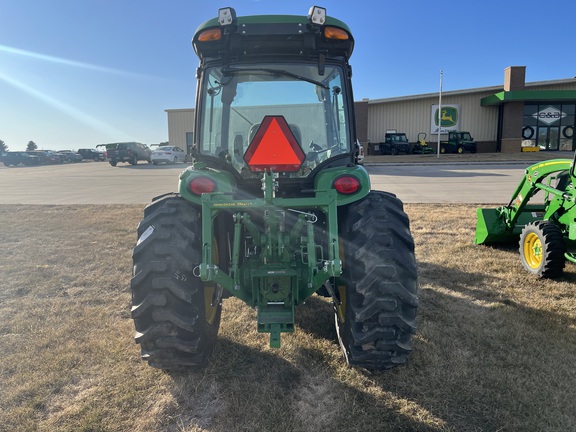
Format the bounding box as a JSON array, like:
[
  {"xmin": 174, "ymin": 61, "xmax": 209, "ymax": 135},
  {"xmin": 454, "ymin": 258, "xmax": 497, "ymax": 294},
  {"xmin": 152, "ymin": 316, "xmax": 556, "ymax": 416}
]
[{"xmin": 166, "ymin": 66, "xmax": 576, "ymax": 154}]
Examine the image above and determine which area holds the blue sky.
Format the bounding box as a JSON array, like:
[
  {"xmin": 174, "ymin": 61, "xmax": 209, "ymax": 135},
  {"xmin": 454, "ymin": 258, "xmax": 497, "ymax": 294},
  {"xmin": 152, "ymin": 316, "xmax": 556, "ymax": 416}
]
[{"xmin": 1, "ymin": 0, "xmax": 576, "ymax": 151}]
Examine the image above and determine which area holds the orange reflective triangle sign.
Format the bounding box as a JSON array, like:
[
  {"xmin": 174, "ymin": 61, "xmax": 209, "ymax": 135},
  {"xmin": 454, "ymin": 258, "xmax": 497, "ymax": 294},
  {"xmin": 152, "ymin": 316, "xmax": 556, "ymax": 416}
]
[{"xmin": 244, "ymin": 115, "xmax": 305, "ymax": 172}]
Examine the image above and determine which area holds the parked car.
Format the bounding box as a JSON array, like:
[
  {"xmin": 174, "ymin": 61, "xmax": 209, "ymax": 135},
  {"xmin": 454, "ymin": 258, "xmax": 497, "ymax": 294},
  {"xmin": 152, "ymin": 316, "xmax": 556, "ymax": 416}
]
[
  {"xmin": 150, "ymin": 146, "xmax": 187, "ymax": 165},
  {"xmin": 27, "ymin": 150, "xmax": 62, "ymax": 164},
  {"xmin": 2, "ymin": 151, "xmax": 40, "ymax": 167},
  {"xmin": 78, "ymin": 148, "xmax": 106, "ymax": 161},
  {"xmin": 106, "ymin": 142, "xmax": 152, "ymax": 166},
  {"xmin": 57, "ymin": 150, "xmax": 83, "ymax": 162}
]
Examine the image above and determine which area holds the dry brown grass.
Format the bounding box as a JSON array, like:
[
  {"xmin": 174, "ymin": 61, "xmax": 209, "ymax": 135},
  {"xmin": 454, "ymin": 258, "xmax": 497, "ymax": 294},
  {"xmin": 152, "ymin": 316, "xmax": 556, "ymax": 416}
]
[{"xmin": 1, "ymin": 204, "xmax": 575, "ymax": 432}]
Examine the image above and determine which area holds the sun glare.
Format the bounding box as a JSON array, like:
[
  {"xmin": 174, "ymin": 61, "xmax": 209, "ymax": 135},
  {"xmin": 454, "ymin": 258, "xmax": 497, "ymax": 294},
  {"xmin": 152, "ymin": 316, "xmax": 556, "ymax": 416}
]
[
  {"xmin": 0, "ymin": 44, "xmax": 145, "ymax": 140},
  {"xmin": 0, "ymin": 70, "xmax": 130, "ymax": 139},
  {"xmin": 0, "ymin": 44, "xmax": 153, "ymax": 79}
]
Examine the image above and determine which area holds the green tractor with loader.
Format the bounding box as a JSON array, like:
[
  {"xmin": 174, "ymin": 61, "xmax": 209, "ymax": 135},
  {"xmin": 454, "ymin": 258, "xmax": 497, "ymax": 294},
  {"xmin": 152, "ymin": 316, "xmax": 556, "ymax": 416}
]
[
  {"xmin": 130, "ymin": 6, "xmax": 418, "ymax": 370},
  {"xmin": 475, "ymin": 156, "xmax": 576, "ymax": 278}
]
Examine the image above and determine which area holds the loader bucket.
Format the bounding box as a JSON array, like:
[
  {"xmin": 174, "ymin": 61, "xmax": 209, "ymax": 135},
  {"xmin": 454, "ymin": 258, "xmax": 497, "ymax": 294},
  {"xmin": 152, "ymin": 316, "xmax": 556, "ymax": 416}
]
[{"xmin": 474, "ymin": 207, "xmax": 512, "ymax": 244}]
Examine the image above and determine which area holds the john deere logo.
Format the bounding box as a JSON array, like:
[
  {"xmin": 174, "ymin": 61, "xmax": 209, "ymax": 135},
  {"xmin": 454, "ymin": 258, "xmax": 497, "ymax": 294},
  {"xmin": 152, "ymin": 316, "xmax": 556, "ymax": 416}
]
[
  {"xmin": 533, "ymin": 106, "xmax": 565, "ymax": 125},
  {"xmin": 434, "ymin": 107, "xmax": 458, "ymax": 127}
]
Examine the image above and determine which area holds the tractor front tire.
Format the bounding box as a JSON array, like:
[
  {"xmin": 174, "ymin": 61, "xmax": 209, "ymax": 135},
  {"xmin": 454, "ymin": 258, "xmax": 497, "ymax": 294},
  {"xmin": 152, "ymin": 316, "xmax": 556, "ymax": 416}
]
[
  {"xmin": 336, "ymin": 191, "xmax": 418, "ymax": 370},
  {"xmin": 131, "ymin": 194, "xmax": 222, "ymax": 369},
  {"xmin": 519, "ymin": 221, "xmax": 565, "ymax": 278}
]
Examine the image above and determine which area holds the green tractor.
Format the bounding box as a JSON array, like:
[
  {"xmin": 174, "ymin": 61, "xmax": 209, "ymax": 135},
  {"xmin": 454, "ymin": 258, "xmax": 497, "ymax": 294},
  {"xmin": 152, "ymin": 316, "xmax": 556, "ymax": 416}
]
[
  {"xmin": 475, "ymin": 156, "xmax": 576, "ymax": 278},
  {"xmin": 131, "ymin": 6, "xmax": 418, "ymax": 370}
]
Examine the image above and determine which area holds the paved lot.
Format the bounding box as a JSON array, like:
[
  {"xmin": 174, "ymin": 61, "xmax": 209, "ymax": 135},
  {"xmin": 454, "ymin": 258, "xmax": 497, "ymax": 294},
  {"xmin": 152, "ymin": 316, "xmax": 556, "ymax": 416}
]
[
  {"xmin": 0, "ymin": 161, "xmax": 184, "ymax": 205},
  {"xmin": 0, "ymin": 159, "xmax": 539, "ymax": 205},
  {"xmin": 367, "ymin": 162, "xmax": 532, "ymax": 204}
]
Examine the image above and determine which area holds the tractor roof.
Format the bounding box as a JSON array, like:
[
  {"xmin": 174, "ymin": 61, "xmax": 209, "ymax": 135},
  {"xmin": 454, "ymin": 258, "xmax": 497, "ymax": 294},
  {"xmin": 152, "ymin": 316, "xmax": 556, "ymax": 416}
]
[{"xmin": 193, "ymin": 8, "xmax": 354, "ymax": 61}]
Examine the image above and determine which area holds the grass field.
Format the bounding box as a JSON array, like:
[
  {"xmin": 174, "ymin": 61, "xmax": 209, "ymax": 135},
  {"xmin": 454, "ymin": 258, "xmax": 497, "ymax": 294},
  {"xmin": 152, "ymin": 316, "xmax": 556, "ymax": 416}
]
[{"xmin": 1, "ymin": 204, "xmax": 575, "ymax": 432}]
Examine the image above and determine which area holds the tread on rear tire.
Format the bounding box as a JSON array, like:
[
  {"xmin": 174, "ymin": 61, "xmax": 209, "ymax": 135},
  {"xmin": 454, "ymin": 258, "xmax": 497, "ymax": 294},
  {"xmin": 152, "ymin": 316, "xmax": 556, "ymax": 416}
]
[
  {"xmin": 131, "ymin": 194, "xmax": 221, "ymax": 369},
  {"xmin": 336, "ymin": 191, "xmax": 418, "ymax": 370}
]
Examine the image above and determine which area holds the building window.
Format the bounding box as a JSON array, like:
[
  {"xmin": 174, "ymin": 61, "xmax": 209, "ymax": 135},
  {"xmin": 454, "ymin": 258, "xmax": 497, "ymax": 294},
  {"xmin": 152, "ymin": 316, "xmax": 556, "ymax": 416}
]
[{"xmin": 523, "ymin": 103, "xmax": 575, "ymax": 151}]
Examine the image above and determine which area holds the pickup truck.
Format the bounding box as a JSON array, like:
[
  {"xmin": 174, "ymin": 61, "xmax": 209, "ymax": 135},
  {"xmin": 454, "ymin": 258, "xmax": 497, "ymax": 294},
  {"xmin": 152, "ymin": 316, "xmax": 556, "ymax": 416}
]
[
  {"xmin": 378, "ymin": 132, "xmax": 411, "ymax": 155},
  {"xmin": 440, "ymin": 131, "xmax": 477, "ymax": 154},
  {"xmin": 105, "ymin": 142, "xmax": 152, "ymax": 166}
]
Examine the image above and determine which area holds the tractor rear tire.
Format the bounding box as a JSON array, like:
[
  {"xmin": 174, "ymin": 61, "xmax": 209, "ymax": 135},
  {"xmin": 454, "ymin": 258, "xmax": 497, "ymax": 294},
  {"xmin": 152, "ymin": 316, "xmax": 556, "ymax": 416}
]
[
  {"xmin": 519, "ymin": 221, "xmax": 565, "ymax": 278},
  {"xmin": 336, "ymin": 191, "xmax": 418, "ymax": 370},
  {"xmin": 131, "ymin": 194, "xmax": 222, "ymax": 369}
]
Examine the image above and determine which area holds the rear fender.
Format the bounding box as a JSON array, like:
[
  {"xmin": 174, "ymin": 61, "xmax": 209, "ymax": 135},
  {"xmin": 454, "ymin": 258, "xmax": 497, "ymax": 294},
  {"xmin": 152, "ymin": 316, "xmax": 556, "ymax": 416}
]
[
  {"xmin": 314, "ymin": 165, "xmax": 370, "ymax": 206},
  {"xmin": 178, "ymin": 162, "xmax": 236, "ymax": 205}
]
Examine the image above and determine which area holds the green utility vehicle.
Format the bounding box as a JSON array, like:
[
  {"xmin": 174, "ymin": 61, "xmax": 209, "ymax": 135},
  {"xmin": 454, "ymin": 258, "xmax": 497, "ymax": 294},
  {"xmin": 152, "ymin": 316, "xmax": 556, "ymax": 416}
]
[
  {"xmin": 475, "ymin": 155, "xmax": 576, "ymax": 278},
  {"xmin": 130, "ymin": 6, "xmax": 418, "ymax": 370},
  {"xmin": 378, "ymin": 132, "xmax": 411, "ymax": 155},
  {"xmin": 440, "ymin": 131, "xmax": 477, "ymax": 154}
]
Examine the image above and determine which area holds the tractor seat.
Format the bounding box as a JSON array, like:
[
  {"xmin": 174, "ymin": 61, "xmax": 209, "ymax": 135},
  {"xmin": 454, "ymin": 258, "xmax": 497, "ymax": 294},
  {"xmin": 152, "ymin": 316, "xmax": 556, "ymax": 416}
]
[{"xmin": 248, "ymin": 122, "xmax": 302, "ymax": 146}]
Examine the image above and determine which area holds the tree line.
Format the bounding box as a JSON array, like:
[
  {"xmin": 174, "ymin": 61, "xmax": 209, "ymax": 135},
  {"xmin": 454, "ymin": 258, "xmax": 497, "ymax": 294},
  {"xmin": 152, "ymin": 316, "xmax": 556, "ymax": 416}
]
[{"xmin": 0, "ymin": 140, "xmax": 39, "ymax": 153}]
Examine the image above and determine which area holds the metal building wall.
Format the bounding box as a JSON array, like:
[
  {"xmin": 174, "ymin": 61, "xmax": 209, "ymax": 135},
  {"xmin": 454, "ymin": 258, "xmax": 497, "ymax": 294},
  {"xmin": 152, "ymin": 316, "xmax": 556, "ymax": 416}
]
[
  {"xmin": 527, "ymin": 82, "xmax": 576, "ymax": 91},
  {"xmin": 366, "ymin": 89, "xmax": 499, "ymax": 144},
  {"xmin": 165, "ymin": 109, "xmax": 195, "ymax": 149}
]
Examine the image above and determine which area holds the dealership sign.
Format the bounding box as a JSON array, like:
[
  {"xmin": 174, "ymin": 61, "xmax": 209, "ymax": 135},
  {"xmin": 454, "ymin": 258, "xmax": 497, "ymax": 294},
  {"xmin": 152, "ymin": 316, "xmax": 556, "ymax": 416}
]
[
  {"xmin": 533, "ymin": 106, "xmax": 566, "ymax": 125},
  {"xmin": 431, "ymin": 104, "xmax": 460, "ymax": 134}
]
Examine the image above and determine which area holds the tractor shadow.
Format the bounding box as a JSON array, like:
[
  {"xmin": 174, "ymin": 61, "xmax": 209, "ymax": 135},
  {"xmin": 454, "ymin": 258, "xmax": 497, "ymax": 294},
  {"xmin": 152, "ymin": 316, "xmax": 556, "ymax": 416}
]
[
  {"xmin": 165, "ymin": 259, "xmax": 576, "ymax": 431},
  {"xmin": 294, "ymin": 295, "xmax": 337, "ymax": 341},
  {"xmin": 165, "ymin": 338, "xmax": 439, "ymax": 432}
]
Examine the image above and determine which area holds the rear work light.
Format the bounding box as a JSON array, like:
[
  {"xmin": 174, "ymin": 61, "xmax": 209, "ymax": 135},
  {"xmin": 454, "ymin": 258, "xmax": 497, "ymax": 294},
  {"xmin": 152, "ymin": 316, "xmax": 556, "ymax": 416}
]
[
  {"xmin": 189, "ymin": 177, "xmax": 217, "ymax": 195},
  {"xmin": 218, "ymin": 7, "xmax": 237, "ymax": 26},
  {"xmin": 308, "ymin": 6, "xmax": 326, "ymax": 25},
  {"xmin": 333, "ymin": 176, "xmax": 360, "ymax": 195}
]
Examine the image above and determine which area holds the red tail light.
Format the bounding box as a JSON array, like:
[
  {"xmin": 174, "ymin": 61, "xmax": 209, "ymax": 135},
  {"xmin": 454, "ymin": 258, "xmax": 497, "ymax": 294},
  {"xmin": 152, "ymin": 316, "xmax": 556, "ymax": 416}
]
[
  {"xmin": 189, "ymin": 177, "xmax": 216, "ymax": 195},
  {"xmin": 333, "ymin": 176, "xmax": 360, "ymax": 195}
]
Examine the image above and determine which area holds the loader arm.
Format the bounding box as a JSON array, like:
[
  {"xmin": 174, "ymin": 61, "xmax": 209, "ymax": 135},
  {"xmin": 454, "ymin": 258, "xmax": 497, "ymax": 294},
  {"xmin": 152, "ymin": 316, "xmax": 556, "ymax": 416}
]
[
  {"xmin": 475, "ymin": 159, "xmax": 574, "ymax": 244},
  {"xmin": 500, "ymin": 160, "xmax": 573, "ymax": 226}
]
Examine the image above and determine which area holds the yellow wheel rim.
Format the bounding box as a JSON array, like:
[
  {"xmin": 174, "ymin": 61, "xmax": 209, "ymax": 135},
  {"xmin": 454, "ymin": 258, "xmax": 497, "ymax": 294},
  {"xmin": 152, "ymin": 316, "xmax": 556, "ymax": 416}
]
[{"xmin": 523, "ymin": 232, "xmax": 543, "ymax": 269}]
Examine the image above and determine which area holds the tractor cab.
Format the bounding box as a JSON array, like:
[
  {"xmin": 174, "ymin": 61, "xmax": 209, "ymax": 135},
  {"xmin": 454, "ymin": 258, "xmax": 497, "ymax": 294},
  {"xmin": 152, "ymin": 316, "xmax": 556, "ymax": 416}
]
[{"xmin": 192, "ymin": 7, "xmax": 359, "ymax": 182}]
